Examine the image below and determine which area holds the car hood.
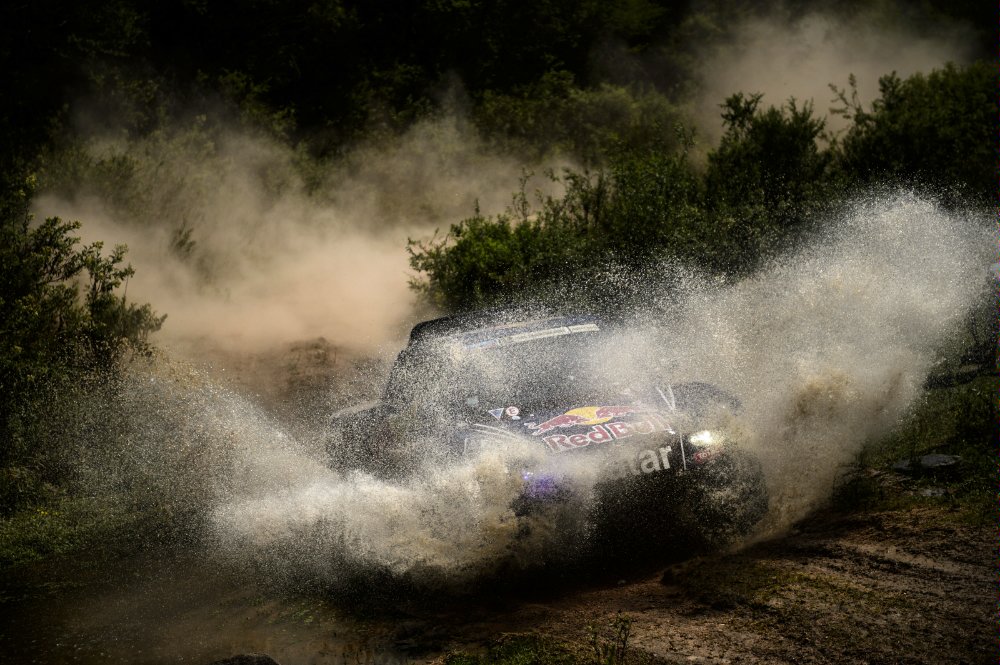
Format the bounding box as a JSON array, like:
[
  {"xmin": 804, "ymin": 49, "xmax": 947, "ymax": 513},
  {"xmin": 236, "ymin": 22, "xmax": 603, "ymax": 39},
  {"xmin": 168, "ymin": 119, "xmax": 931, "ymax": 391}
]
[{"xmin": 461, "ymin": 396, "xmax": 682, "ymax": 454}]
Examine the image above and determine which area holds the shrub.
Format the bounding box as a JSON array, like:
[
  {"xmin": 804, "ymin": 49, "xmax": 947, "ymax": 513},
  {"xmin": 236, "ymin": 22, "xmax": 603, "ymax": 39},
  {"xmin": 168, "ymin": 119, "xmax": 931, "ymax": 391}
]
[
  {"xmin": 409, "ymin": 94, "xmax": 833, "ymax": 309},
  {"xmin": 475, "ymin": 71, "xmax": 686, "ymax": 165},
  {"xmin": 0, "ymin": 176, "xmax": 163, "ymax": 513},
  {"xmin": 410, "ymin": 64, "xmax": 993, "ymax": 311},
  {"xmin": 831, "ymin": 61, "xmax": 997, "ymax": 201}
]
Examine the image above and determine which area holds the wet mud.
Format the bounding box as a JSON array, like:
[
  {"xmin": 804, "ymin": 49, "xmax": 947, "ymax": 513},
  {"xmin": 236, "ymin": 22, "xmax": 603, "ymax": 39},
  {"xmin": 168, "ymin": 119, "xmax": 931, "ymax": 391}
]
[{"xmin": 1, "ymin": 497, "xmax": 992, "ymax": 664}]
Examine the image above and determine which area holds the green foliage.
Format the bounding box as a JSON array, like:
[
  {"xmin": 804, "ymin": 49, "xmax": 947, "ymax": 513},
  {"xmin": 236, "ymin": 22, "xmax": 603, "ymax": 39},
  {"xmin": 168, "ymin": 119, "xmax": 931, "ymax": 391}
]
[
  {"xmin": 0, "ymin": 176, "xmax": 163, "ymax": 513},
  {"xmin": 408, "ymin": 153, "xmax": 702, "ymax": 311},
  {"xmin": 410, "ymin": 62, "xmax": 991, "ymax": 310},
  {"xmin": 834, "ymin": 374, "xmax": 997, "ymax": 522},
  {"xmin": 831, "ymin": 62, "xmax": 997, "ymax": 201},
  {"xmin": 410, "ymin": 91, "xmax": 837, "ymax": 308},
  {"xmin": 409, "ymin": 211, "xmax": 530, "ymax": 311},
  {"xmin": 0, "ymin": 495, "xmax": 142, "ymax": 570},
  {"xmin": 3, "ymin": 0, "xmax": 996, "ymax": 173},
  {"xmin": 588, "ymin": 613, "xmax": 632, "ymax": 665},
  {"xmin": 603, "ymin": 149, "xmax": 720, "ymax": 271},
  {"xmin": 445, "ymin": 634, "xmax": 580, "ymax": 665},
  {"xmin": 475, "ymin": 71, "xmax": 686, "ymax": 165},
  {"xmin": 700, "ymin": 93, "xmax": 835, "ymax": 273},
  {"xmin": 40, "ymin": 115, "xmax": 217, "ymax": 237},
  {"xmin": 708, "ymin": 93, "xmax": 830, "ymax": 214}
]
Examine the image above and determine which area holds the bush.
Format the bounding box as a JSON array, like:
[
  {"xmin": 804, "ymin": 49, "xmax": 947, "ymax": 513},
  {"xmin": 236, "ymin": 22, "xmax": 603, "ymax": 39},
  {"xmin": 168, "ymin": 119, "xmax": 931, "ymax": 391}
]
[
  {"xmin": 475, "ymin": 71, "xmax": 686, "ymax": 165},
  {"xmin": 0, "ymin": 176, "xmax": 163, "ymax": 514},
  {"xmin": 832, "ymin": 61, "xmax": 997, "ymax": 201},
  {"xmin": 409, "ymin": 93, "xmax": 834, "ymax": 309},
  {"xmin": 410, "ymin": 63, "xmax": 992, "ymax": 311},
  {"xmin": 408, "ymin": 156, "xmax": 705, "ymax": 312}
]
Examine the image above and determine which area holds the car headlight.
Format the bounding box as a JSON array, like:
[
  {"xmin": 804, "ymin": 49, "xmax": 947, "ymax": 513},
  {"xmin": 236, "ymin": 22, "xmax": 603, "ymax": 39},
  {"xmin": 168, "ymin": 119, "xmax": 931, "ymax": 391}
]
[{"xmin": 687, "ymin": 429, "xmax": 725, "ymax": 447}]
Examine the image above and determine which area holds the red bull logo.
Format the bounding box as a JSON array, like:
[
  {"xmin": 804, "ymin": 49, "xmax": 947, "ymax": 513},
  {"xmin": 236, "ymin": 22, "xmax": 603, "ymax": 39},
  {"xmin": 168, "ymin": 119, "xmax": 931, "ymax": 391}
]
[
  {"xmin": 542, "ymin": 412, "xmax": 674, "ymax": 452},
  {"xmin": 527, "ymin": 405, "xmax": 637, "ymax": 436}
]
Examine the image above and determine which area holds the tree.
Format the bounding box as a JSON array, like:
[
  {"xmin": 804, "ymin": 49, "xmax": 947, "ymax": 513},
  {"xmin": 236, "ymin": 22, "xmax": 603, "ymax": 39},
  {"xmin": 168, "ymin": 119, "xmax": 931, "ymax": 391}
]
[
  {"xmin": 832, "ymin": 62, "xmax": 997, "ymax": 201},
  {"xmin": 0, "ymin": 176, "xmax": 163, "ymax": 511}
]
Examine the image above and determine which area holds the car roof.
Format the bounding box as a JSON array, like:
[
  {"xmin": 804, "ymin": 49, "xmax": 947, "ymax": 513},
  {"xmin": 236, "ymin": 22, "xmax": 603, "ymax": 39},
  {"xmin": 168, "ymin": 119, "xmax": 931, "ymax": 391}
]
[
  {"xmin": 448, "ymin": 316, "xmax": 602, "ymax": 350},
  {"xmin": 408, "ymin": 309, "xmax": 602, "ymax": 346}
]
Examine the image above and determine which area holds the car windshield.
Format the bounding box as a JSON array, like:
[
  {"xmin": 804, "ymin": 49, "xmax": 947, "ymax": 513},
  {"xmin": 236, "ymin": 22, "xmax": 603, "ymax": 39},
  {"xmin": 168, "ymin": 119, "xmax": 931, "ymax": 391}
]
[{"xmin": 440, "ymin": 324, "xmax": 619, "ymax": 406}]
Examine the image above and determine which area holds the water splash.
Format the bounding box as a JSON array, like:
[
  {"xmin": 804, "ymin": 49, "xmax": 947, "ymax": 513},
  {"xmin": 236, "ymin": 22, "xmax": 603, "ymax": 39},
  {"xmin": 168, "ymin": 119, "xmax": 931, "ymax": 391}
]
[
  {"xmin": 69, "ymin": 191, "xmax": 992, "ymax": 587},
  {"xmin": 656, "ymin": 192, "xmax": 991, "ymax": 528}
]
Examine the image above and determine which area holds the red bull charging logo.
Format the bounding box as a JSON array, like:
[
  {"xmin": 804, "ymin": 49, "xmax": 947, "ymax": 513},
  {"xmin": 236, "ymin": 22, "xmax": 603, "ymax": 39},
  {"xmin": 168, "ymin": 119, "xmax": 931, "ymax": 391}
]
[{"xmin": 527, "ymin": 405, "xmax": 636, "ymax": 436}]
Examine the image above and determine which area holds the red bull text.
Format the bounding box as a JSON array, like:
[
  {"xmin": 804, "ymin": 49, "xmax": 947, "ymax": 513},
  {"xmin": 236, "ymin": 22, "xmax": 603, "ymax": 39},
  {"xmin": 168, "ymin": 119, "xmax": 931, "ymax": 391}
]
[{"xmin": 541, "ymin": 412, "xmax": 673, "ymax": 452}]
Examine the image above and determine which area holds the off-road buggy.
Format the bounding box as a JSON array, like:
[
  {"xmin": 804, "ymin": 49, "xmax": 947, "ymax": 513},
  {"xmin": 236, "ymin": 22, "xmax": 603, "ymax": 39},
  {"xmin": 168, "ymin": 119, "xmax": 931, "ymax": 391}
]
[{"xmin": 328, "ymin": 311, "xmax": 768, "ymax": 549}]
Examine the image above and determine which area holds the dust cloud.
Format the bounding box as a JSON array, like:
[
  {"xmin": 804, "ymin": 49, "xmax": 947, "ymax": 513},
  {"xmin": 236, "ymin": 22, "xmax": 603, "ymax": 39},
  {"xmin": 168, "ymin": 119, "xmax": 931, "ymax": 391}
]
[
  {"xmin": 32, "ymin": 34, "xmax": 990, "ymax": 585},
  {"xmin": 33, "ymin": 113, "xmax": 570, "ymax": 357},
  {"xmin": 687, "ymin": 7, "xmax": 975, "ymax": 140},
  {"xmin": 31, "ymin": 5, "xmax": 975, "ymax": 360},
  {"xmin": 71, "ymin": 190, "xmax": 984, "ymax": 587}
]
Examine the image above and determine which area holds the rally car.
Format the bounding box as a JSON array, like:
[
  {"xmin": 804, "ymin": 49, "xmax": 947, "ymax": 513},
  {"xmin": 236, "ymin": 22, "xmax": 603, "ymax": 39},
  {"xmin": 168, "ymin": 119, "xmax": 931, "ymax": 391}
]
[{"xmin": 327, "ymin": 310, "xmax": 768, "ymax": 549}]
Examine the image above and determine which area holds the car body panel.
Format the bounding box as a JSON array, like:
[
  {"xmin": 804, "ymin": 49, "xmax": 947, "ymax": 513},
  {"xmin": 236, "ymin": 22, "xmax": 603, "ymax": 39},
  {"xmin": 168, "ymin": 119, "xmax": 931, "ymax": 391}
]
[{"xmin": 327, "ymin": 311, "xmax": 767, "ymax": 544}]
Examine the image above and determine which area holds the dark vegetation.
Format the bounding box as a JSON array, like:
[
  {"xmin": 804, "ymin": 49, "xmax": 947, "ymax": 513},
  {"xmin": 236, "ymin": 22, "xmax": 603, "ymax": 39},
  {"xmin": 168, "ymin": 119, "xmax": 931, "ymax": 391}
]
[
  {"xmin": 0, "ymin": 178, "xmax": 163, "ymax": 516},
  {"xmin": 445, "ymin": 614, "xmax": 638, "ymax": 665},
  {"xmin": 836, "ymin": 373, "xmax": 998, "ymax": 522},
  {"xmin": 0, "ymin": 0, "xmax": 995, "ymax": 558},
  {"xmin": 408, "ymin": 63, "xmax": 996, "ymax": 310}
]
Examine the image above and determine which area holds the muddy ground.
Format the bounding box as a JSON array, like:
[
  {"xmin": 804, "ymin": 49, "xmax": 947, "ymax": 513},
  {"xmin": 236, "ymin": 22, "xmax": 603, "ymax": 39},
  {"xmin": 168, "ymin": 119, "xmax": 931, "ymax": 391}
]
[
  {"xmin": 469, "ymin": 504, "xmax": 995, "ymax": 665},
  {"xmin": 3, "ymin": 491, "xmax": 991, "ymax": 664},
  {"xmin": 1, "ymin": 341, "xmax": 993, "ymax": 664}
]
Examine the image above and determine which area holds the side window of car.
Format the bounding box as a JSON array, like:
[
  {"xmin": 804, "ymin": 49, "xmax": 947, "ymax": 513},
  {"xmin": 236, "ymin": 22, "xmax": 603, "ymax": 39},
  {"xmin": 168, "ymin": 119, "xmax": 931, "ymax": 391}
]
[
  {"xmin": 382, "ymin": 349, "xmax": 412, "ymax": 407},
  {"xmin": 383, "ymin": 345, "xmax": 444, "ymax": 408}
]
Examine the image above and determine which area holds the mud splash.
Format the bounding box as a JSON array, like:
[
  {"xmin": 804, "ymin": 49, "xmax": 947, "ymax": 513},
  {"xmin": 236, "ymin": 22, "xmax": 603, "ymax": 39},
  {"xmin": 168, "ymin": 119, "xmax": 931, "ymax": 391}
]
[
  {"xmin": 66, "ymin": 192, "xmax": 991, "ymax": 589},
  {"xmin": 637, "ymin": 192, "xmax": 992, "ymax": 532}
]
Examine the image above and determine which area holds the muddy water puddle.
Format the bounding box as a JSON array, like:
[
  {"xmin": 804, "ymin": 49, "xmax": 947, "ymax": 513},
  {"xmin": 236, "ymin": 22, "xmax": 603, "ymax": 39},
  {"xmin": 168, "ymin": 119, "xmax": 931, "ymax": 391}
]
[{"xmin": 0, "ymin": 550, "xmax": 417, "ymax": 664}]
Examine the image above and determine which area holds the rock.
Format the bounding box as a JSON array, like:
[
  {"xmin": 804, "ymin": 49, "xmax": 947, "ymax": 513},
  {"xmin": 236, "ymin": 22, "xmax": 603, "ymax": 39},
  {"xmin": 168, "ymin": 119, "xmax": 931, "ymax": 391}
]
[
  {"xmin": 918, "ymin": 454, "xmax": 961, "ymax": 470},
  {"xmin": 208, "ymin": 654, "xmax": 281, "ymax": 665},
  {"xmin": 891, "ymin": 459, "xmax": 912, "ymax": 473},
  {"xmin": 891, "ymin": 454, "xmax": 961, "ymax": 475}
]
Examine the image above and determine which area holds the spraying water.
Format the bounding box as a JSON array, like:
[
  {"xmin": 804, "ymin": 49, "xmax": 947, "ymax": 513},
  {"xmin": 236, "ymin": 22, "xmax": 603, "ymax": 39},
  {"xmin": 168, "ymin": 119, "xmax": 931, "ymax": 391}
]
[{"xmin": 66, "ymin": 191, "xmax": 991, "ymax": 590}]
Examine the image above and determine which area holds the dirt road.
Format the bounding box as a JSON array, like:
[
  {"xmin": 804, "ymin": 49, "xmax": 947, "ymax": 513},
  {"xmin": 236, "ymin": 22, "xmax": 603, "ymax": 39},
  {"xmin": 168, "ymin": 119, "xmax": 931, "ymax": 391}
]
[
  {"xmin": 495, "ymin": 506, "xmax": 992, "ymax": 664},
  {"xmin": 340, "ymin": 491, "xmax": 981, "ymax": 665},
  {"xmin": 4, "ymin": 497, "xmax": 989, "ymax": 665}
]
